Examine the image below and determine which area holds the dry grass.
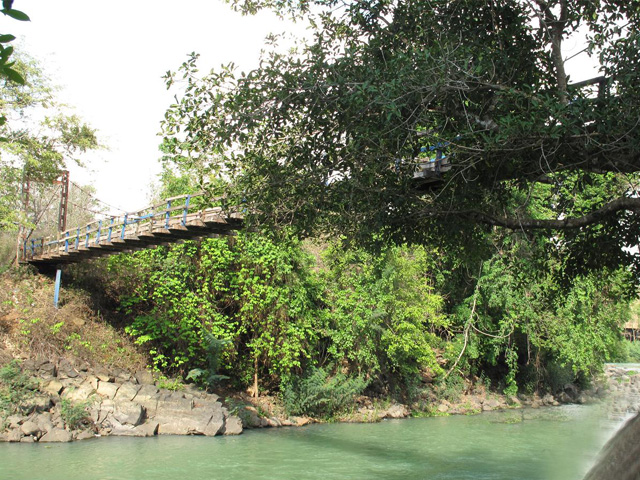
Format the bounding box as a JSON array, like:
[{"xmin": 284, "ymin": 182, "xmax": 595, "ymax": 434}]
[{"xmin": 0, "ymin": 266, "xmax": 148, "ymax": 371}]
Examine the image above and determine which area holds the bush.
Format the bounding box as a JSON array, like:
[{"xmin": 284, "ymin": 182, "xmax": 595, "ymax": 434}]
[
  {"xmin": 0, "ymin": 360, "xmax": 38, "ymax": 419},
  {"xmin": 186, "ymin": 331, "xmax": 230, "ymax": 389},
  {"xmin": 612, "ymin": 340, "xmax": 640, "ymax": 363},
  {"xmin": 59, "ymin": 397, "xmax": 90, "ymax": 430},
  {"xmin": 281, "ymin": 367, "xmax": 368, "ymax": 418},
  {"xmin": 437, "ymin": 373, "xmax": 466, "ymax": 403}
]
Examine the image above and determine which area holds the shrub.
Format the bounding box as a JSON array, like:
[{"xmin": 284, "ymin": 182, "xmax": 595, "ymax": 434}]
[
  {"xmin": 186, "ymin": 331, "xmax": 230, "ymax": 389},
  {"xmin": 59, "ymin": 397, "xmax": 90, "ymax": 430},
  {"xmin": 616, "ymin": 341, "xmax": 640, "ymax": 363},
  {"xmin": 281, "ymin": 367, "xmax": 368, "ymax": 418},
  {"xmin": 0, "ymin": 360, "xmax": 38, "ymax": 419}
]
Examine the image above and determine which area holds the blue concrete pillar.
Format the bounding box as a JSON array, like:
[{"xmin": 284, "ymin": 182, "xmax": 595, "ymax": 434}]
[{"xmin": 54, "ymin": 267, "xmax": 62, "ymax": 308}]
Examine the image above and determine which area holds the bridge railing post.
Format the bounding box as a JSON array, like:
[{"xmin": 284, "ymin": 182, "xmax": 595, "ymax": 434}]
[
  {"xmin": 107, "ymin": 217, "xmax": 114, "ymax": 242},
  {"xmin": 85, "ymin": 224, "xmax": 90, "ymax": 248},
  {"xmin": 121, "ymin": 214, "xmax": 128, "ymax": 239},
  {"xmin": 134, "ymin": 211, "xmax": 140, "ymax": 236},
  {"xmin": 96, "ymin": 220, "xmax": 102, "ymax": 245},
  {"xmin": 165, "ymin": 200, "xmax": 172, "ymax": 229},
  {"xmin": 75, "ymin": 227, "xmax": 80, "ymax": 251},
  {"xmin": 65, "ymin": 231, "xmax": 69, "ymax": 253},
  {"xmin": 182, "ymin": 195, "xmax": 191, "ymax": 226}
]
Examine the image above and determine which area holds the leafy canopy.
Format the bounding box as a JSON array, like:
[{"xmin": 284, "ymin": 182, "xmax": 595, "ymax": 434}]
[{"xmin": 161, "ymin": 0, "xmax": 640, "ymax": 274}]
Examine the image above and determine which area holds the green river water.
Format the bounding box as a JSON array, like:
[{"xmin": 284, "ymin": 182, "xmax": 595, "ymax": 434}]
[{"xmin": 0, "ymin": 404, "xmax": 625, "ymax": 480}]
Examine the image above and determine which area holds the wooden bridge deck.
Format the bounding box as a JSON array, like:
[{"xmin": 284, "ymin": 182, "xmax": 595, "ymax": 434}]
[{"xmin": 20, "ymin": 193, "xmax": 243, "ymax": 265}]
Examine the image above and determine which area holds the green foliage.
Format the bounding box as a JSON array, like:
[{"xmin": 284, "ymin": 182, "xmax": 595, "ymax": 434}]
[
  {"xmin": 101, "ymin": 184, "xmax": 450, "ymax": 394},
  {"xmin": 437, "ymin": 374, "xmax": 466, "ymax": 403},
  {"xmin": 281, "ymin": 367, "xmax": 368, "ymax": 418},
  {"xmin": 617, "ymin": 341, "xmax": 640, "ymax": 363},
  {"xmin": 0, "ymin": 6, "xmax": 30, "ymax": 88},
  {"xmin": 449, "ymin": 236, "xmax": 631, "ymax": 394},
  {"xmin": 0, "ymin": 51, "xmax": 100, "ymax": 237},
  {"xmin": 161, "ymin": 1, "xmax": 640, "ymax": 285},
  {"xmin": 110, "ymin": 231, "xmax": 321, "ymax": 393},
  {"xmin": 321, "ymin": 243, "xmax": 446, "ymax": 385},
  {"xmin": 59, "ymin": 398, "xmax": 90, "ymax": 430},
  {"xmin": 0, "ymin": 360, "xmax": 37, "ymax": 418},
  {"xmin": 155, "ymin": 376, "xmax": 184, "ymax": 391},
  {"xmin": 186, "ymin": 331, "xmax": 230, "ymax": 389}
]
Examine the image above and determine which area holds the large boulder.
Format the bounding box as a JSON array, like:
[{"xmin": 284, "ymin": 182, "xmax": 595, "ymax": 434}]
[
  {"xmin": 96, "ymin": 381, "xmax": 119, "ymax": 399},
  {"xmin": 221, "ymin": 415, "xmax": 243, "ymax": 435},
  {"xmin": 5, "ymin": 415, "xmax": 25, "ymax": 429},
  {"xmin": 23, "ymin": 394, "xmax": 53, "ymax": 413},
  {"xmin": 154, "ymin": 393, "xmax": 224, "ymax": 436},
  {"xmin": 6, "ymin": 428, "xmax": 22, "ymax": 442},
  {"xmin": 384, "ymin": 404, "xmax": 409, "ymax": 419},
  {"xmin": 39, "ymin": 428, "xmax": 72, "ymax": 443},
  {"xmin": 37, "ymin": 361, "xmax": 57, "ymax": 379},
  {"xmin": 134, "ymin": 370, "xmax": 154, "ymax": 385},
  {"xmin": 112, "ymin": 401, "xmax": 145, "ymax": 426},
  {"xmin": 111, "ymin": 422, "xmax": 158, "ymax": 437},
  {"xmin": 57, "ymin": 359, "xmax": 79, "ymax": 379},
  {"xmin": 114, "ymin": 382, "xmax": 141, "ymax": 402},
  {"xmin": 42, "ymin": 379, "xmax": 64, "ymax": 396},
  {"xmin": 74, "ymin": 429, "xmax": 95, "ymax": 441},
  {"xmin": 36, "ymin": 413, "xmax": 54, "ymax": 433},
  {"xmin": 62, "ymin": 380, "xmax": 96, "ymax": 402},
  {"xmin": 20, "ymin": 420, "xmax": 41, "ymax": 437},
  {"xmin": 241, "ymin": 406, "xmax": 270, "ymax": 428}
]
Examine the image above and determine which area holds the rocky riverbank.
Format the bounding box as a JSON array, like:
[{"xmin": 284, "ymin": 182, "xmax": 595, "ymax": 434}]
[
  {"xmin": 0, "ymin": 357, "xmax": 244, "ymax": 443},
  {"xmin": 1, "ymin": 354, "xmax": 634, "ymax": 444},
  {"xmin": 601, "ymin": 364, "xmax": 640, "ymax": 419}
]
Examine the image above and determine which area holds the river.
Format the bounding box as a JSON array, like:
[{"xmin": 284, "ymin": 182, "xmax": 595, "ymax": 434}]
[{"xmin": 0, "ymin": 404, "xmax": 625, "ymax": 480}]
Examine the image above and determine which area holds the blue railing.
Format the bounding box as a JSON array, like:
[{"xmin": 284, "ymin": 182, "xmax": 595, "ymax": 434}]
[{"xmin": 20, "ymin": 192, "xmax": 232, "ymax": 262}]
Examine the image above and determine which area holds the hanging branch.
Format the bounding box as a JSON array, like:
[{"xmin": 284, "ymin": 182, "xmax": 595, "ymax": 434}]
[{"xmin": 442, "ymin": 262, "xmax": 483, "ymax": 381}]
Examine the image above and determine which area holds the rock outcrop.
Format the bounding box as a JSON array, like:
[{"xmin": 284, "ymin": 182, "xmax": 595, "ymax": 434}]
[{"xmin": 0, "ymin": 357, "xmax": 243, "ymax": 442}]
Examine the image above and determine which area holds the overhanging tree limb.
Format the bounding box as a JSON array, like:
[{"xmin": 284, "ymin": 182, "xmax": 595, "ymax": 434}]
[{"xmin": 463, "ymin": 196, "xmax": 640, "ymax": 230}]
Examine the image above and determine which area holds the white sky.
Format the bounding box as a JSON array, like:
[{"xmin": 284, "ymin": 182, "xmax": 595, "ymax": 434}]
[
  {"xmin": 9, "ymin": 0, "xmax": 303, "ymax": 213},
  {"xmin": 8, "ymin": 1, "xmax": 599, "ymax": 216}
]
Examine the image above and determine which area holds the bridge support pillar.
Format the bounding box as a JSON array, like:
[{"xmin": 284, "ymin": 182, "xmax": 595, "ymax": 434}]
[{"xmin": 54, "ymin": 267, "xmax": 62, "ymax": 309}]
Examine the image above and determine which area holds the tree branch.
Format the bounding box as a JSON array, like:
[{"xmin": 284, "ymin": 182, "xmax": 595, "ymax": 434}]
[{"xmin": 466, "ymin": 196, "xmax": 640, "ymax": 230}]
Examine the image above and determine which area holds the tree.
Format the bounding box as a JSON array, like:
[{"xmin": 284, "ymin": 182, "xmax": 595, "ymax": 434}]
[
  {"xmin": 0, "ymin": 51, "xmax": 100, "ymax": 267},
  {"xmin": 0, "ymin": 51, "xmax": 99, "ymax": 230},
  {"xmin": 161, "ymin": 0, "xmax": 640, "ymax": 276}
]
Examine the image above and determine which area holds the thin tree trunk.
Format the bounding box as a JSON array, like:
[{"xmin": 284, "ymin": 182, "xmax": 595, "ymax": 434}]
[{"xmin": 253, "ymin": 354, "xmax": 259, "ymax": 398}]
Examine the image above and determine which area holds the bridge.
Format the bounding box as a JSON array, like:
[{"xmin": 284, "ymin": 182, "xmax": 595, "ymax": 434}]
[{"xmin": 20, "ymin": 192, "xmax": 243, "ymax": 266}]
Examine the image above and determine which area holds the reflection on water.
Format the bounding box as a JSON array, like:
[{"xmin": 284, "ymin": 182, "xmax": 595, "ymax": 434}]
[{"xmin": 0, "ymin": 404, "xmax": 626, "ymax": 480}]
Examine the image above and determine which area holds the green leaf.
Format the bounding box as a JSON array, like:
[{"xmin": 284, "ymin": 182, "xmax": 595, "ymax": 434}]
[
  {"xmin": 1, "ymin": 45, "xmax": 13, "ymax": 60},
  {"xmin": 1, "ymin": 9, "xmax": 30, "ymax": 21},
  {"xmin": 2, "ymin": 66, "xmax": 25, "ymax": 84},
  {"xmin": 0, "ymin": 34, "xmax": 15, "ymax": 43}
]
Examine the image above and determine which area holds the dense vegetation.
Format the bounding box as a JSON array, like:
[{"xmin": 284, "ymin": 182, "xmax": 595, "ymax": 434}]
[
  {"xmin": 144, "ymin": 0, "xmax": 640, "ymax": 415},
  {"xmin": 69, "ymin": 199, "xmax": 631, "ymax": 415}
]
